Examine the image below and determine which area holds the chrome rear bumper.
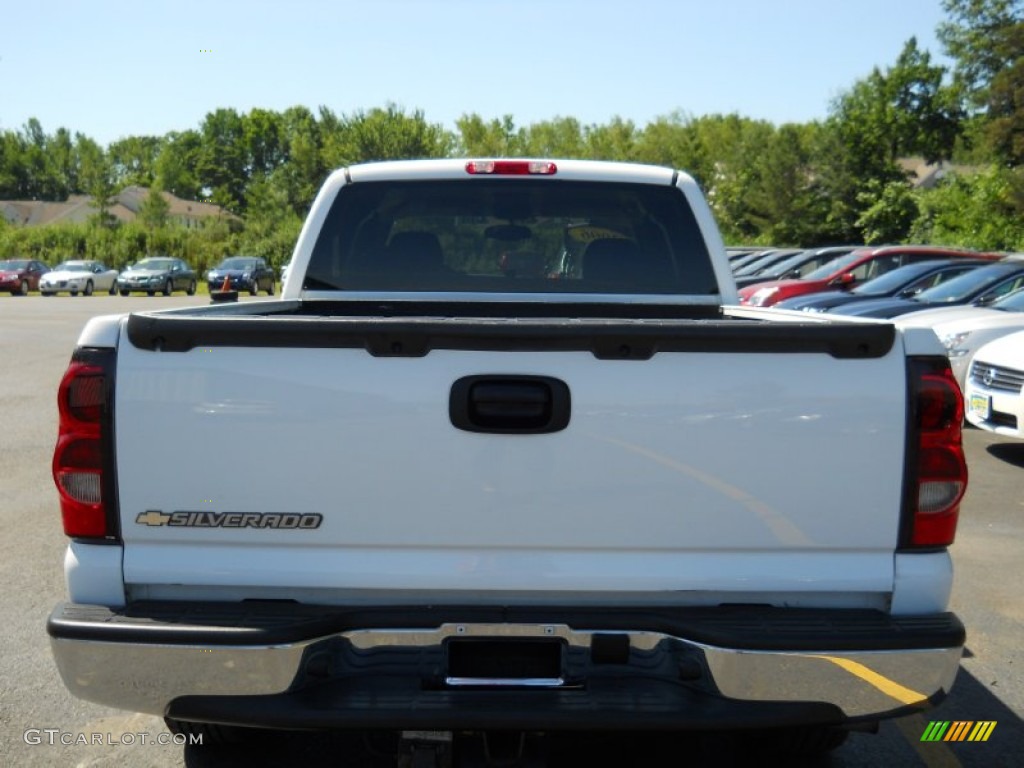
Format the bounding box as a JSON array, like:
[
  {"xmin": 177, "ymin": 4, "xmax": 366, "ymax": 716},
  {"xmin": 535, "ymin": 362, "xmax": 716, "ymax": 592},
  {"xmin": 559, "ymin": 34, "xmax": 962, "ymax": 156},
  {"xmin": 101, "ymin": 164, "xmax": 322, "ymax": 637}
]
[{"xmin": 49, "ymin": 602, "xmax": 963, "ymax": 728}]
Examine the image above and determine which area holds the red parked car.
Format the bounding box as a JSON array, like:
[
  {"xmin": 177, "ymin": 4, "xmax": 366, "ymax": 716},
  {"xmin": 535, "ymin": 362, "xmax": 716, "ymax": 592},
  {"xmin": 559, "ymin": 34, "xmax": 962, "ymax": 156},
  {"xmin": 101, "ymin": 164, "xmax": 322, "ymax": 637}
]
[
  {"xmin": 738, "ymin": 246, "xmax": 1001, "ymax": 307},
  {"xmin": 0, "ymin": 258, "xmax": 50, "ymax": 295}
]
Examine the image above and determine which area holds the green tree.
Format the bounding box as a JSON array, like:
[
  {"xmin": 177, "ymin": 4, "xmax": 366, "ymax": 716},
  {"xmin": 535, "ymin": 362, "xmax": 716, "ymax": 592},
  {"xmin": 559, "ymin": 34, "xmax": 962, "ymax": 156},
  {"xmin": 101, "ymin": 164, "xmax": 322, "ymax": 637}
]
[
  {"xmin": 47, "ymin": 127, "xmax": 76, "ymax": 199},
  {"xmin": 237, "ymin": 175, "xmax": 303, "ymax": 268},
  {"xmin": 155, "ymin": 130, "xmax": 202, "ymax": 201},
  {"xmin": 0, "ymin": 130, "xmax": 32, "ymax": 198},
  {"xmin": 519, "ymin": 117, "xmax": 586, "ymax": 157},
  {"xmin": 138, "ymin": 185, "xmax": 170, "ymax": 229},
  {"xmin": 835, "ymin": 38, "xmax": 961, "ymax": 167},
  {"xmin": 22, "ymin": 118, "xmax": 51, "ymax": 198},
  {"xmin": 911, "ymin": 165, "xmax": 1024, "ymax": 249},
  {"xmin": 455, "ymin": 114, "xmax": 526, "ymax": 156},
  {"xmin": 739, "ymin": 123, "xmax": 824, "ymax": 245},
  {"xmin": 584, "ymin": 117, "xmax": 638, "ymax": 160},
  {"xmin": 196, "ymin": 108, "xmax": 248, "ymax": 213},
  {"xmin": 634, "ymin": 111, "xmax": 711, "ymax": 183},
  {"xmin": 815, "ymin": 38, "xmax": 962, "ymax": 241},
  {"xmin": 856, "ymin": 180, "xmax": 920, "ymax": 244},
  {"xmin": 275, "ymin": 106, "xmax": 325, "ymax": 216},
  {"xmin": 76, "ymin": 134, "xmax": 118, "ymax": 226},
  {"xmin": 321, "ymin": 104, "xmax": 453, "ymax": 167},
  {"xmin": 109, "ymin": 136, "xmax": 163, "ymax": 188},
  {"xmin": 637, "ymin": 114, "xmax": 787, "ymax": 241},
  {"xmin": 0, "ymin": 122, "xmax": 86, "ymax": 200},
  {"xmin": 243, "ymin": 108, "xmax": 286, "ymax": 176},
  {"xmin": 939, "ymin": 0, "xmax": 1024, "ymax": 163},
  {"xmin": 985, "ymin": 22, "xmax": 1024, "ymax": 163},
  {"xmin": 939, "ymin": 0, "xmax": 1022, "ymax": 106}
]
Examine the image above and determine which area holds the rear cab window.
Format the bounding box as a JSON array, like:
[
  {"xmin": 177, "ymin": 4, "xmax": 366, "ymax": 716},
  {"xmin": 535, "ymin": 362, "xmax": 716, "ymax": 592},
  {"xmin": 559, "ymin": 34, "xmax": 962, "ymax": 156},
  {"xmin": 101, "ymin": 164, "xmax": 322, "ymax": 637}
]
[{"xmin": 305, "ymin": 179, "xmax": 718, "ymax": 296}]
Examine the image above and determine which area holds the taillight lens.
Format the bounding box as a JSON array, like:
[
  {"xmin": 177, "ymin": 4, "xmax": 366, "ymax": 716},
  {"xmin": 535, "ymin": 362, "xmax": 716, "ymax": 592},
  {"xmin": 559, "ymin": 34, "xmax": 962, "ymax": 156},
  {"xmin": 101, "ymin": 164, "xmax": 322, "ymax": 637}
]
[
  {"xmin": 53, "ymin": 357, "xmax": 113, "ymax": 538},
  {"xmin": 905, "ymin": 360, "xmax": 966, "ymax": 547},
  {"xmin": 465, "ymin": 160, "xmax": 558, "ymax": 175}
]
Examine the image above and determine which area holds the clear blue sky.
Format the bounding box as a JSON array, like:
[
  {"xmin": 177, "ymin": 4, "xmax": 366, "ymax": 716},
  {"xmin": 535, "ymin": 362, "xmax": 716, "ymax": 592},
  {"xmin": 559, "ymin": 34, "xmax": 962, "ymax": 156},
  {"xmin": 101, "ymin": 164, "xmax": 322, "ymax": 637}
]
[{"xmin": 1, "ymin": 0, "xmax": 953, "ymax": 147}]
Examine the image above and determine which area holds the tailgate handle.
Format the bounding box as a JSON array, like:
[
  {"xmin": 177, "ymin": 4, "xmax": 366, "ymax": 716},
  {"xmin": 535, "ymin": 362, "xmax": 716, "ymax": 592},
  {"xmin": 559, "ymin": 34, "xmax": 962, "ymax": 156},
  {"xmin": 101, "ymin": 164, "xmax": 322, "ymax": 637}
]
[{"xmin": 450, "ymin": 376, "xmax": 571, "ymax": 434}]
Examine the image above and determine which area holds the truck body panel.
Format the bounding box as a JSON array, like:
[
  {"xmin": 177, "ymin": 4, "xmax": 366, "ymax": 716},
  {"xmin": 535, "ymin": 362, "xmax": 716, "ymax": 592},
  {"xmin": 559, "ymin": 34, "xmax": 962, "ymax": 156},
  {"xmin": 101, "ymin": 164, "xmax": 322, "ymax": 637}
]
[
  {"xmin": 49, "ymin": 159, "xmax": 967, "ymax": 742},
  {"xmin": 115, "ymin": 323, "xmax": 907, "ymax": 602}
]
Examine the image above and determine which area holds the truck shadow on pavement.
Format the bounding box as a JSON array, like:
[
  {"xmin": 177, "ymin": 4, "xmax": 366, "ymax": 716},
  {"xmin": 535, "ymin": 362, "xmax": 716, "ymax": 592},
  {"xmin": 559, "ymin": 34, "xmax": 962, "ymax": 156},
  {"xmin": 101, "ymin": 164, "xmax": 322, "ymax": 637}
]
[{"xmin": 908, "ymin": 664, "xmax": 1024, "ymax": 768}]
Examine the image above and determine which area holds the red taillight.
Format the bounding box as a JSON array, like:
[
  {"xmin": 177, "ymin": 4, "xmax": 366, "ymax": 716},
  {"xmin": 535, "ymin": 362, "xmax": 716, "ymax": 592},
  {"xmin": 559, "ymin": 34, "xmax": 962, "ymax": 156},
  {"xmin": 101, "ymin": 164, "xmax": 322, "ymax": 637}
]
[
  {"xmin": 53, "ymin": 360, "xmax": 111, "ymax": 538},
  {"xmin": 465, "ymin": 160, "xmax": 558, "ymax": 176},
  {"xmin": 907, "ymin": 361, "xmax": 967, "ymax": 547}
]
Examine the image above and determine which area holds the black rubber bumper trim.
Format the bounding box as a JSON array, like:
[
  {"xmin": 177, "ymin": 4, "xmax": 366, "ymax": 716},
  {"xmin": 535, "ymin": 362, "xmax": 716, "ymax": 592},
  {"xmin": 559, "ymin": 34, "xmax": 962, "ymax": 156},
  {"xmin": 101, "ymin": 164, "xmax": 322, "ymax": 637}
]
[
  {"xmin": 48, "ymin": 602, "xmax": 965, "ymax": 652},
  {"xmin": 166, "ymin": 676, "xmax": 849, "ymax": 732},
  {"xmin": 124, "ymin": 303, "xmax": 895, "ymax": 360}
]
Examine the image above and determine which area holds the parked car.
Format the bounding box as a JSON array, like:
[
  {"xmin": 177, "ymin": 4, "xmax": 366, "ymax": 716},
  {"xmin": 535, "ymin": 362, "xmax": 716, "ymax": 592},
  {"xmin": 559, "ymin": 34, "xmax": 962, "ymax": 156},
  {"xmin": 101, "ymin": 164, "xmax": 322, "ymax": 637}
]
[
  {"xmin": 775, "ymin": 259, "xmax": 989, "ymax": 313},
  {"xmin": 832, "ymin": 258, "xmax": 1024, "ymax": 319},
  {"xmin": 731, "ymin": 248, "xmax": 805, "ymax": 277},
  {"xmin": 739, "ymin": 246, "xmax": 999, "ymax": 307},
  {"xmin": 964, "ymin": 329, "xmax": 1024, "ymax": 439},
  {"xmin": 729, "ymin": 248, "xmax": 801, "ymax": 274},
  {"xmin": 206, "ymin": 256, "xmax": 275, "ymax": 295},
  {"xmin": 117, "ymin": 257, "xmax": 197, "ymax": 296},
  {"xmin": 39, "ymin": 260, "xmax": 119, "ymax": 296},
  {"xmin": 280, "ymin": 261, "xmax": 292, "ymax": 285},
  {"xmin": 732, "ymin": 246, "xmax": 862, "ymax": 289},
  {"xmin": 895, "ymin": 287, "xmax": 1024, "ymax": 389},
  {"xmin": 725, "ymin": 246, "xmax": 766, "ymax": 263},
  {"xmin": 0, "ymin": 258, "xmax": 49, "ymax": 295}
]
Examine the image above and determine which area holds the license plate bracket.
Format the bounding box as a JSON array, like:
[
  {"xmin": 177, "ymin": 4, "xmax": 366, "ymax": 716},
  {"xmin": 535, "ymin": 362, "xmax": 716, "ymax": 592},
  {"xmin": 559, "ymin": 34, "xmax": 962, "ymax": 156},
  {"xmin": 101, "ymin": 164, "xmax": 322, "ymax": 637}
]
[{"xmin": 445, "ymin": 639, "xmax": 564, "ymax": 687}]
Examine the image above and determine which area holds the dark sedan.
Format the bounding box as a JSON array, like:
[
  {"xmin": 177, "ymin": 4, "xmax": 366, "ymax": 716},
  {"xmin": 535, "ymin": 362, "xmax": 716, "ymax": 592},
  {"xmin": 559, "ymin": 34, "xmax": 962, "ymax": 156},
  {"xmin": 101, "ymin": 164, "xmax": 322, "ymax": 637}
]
[
  {"xmin": 732, "ymin": 246, "xmax": 862, "ymax": 289},
  {"xmin": 775, "ymin": 259, "xmax": 989, "ymax": 312},
  {"xmin": 206, "ymin": 256, "xmax": 275, "ymax": 295},
  {"xmin": 732, "ymin": 248, "xmax": 805, "ymax": 277},
  {"xmin": 832, "ymin": 259, "xmax": 1024, "ymax": 319},
  {"xmin": 117, "ymin": 257, "xmax": 197, "ymax": 296},
  {"xmin": 0, "ymin": 258, "xmax": 49, "ymax": 295},
  {"xmin": 729, "ymin": 248, "xmax": 800, "ymax": 274}
]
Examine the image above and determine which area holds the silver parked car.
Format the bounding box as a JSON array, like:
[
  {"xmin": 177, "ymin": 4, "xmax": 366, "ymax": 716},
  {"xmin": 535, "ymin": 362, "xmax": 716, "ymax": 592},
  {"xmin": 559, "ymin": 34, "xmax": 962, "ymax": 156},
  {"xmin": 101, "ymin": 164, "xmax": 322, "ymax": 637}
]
[
  {"xmin": 117, "ymin": 257, "xmax": 197, "ymax": 296},
  {"xmin": 39, "ymin": 260, "xmax": 119, "ymax": 296}
]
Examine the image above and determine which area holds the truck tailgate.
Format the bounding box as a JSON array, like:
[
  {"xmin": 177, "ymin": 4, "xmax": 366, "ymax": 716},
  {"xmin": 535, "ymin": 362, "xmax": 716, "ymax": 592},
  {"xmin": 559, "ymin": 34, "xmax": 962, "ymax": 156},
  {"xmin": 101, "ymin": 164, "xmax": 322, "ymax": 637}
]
[{"xmin": 115, "ymin": 315, "xmax": 906, "ymax": 604}]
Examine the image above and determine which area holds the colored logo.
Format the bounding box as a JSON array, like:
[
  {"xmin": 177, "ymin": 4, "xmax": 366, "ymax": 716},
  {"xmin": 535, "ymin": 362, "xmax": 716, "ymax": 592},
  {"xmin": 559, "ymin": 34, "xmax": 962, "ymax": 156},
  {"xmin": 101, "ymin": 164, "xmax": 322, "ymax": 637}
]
[{"xmin": 921, "ymin": 721, "xmax": 996, "ymax": 742}]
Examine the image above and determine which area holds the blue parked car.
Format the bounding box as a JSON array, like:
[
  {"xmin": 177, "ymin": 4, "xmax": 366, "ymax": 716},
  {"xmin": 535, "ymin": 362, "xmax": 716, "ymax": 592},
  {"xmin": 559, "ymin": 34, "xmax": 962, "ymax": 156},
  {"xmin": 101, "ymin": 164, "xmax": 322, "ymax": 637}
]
[
  {"xmin": 831, "ymin": 259, "xmax": 1024, "ymax": 319},
  {"xmin": 206, "ymin": 256, "xmax": 276, "ymax": 295},
  {"xmin": 775, "ymin": 259, "xmax": 990, "ymax": 313}
]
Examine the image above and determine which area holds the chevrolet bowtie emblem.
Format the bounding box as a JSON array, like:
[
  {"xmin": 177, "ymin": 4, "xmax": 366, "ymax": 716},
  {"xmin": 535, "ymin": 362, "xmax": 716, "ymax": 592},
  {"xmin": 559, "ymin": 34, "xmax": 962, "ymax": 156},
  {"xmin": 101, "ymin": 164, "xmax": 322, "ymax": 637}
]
[{"xmin": 136, "ymin": 510, "xmax": 172, "ymax": 526}]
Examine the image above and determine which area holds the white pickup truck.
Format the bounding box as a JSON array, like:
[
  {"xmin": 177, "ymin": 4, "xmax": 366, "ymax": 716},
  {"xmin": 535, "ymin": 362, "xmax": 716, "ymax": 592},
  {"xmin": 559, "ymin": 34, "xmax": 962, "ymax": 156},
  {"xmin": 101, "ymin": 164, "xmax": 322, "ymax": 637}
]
[{"xmin": 49, "ymin": 159, "xmax": 967, "ymax": 759}]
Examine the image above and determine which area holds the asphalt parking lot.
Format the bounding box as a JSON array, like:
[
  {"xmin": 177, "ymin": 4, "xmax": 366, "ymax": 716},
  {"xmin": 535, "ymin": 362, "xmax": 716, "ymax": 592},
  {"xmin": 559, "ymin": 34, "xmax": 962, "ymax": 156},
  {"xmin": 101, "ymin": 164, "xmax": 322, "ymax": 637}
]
[{"xmin": 0, "ymin": 294, "xmax": 1021, "ymax": 767}]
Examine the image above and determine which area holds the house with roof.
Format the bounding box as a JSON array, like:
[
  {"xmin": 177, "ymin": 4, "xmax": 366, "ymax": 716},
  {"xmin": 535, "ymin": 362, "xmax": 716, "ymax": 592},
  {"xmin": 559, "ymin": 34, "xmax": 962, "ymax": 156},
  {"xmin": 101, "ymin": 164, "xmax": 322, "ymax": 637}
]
[
  {"xmin": 897, "ymin": 158, "xmax": 979, "ymax": 189},
  {"xmin": 0, "ymin": 187, "xmax": 236, "ymax": 228}
]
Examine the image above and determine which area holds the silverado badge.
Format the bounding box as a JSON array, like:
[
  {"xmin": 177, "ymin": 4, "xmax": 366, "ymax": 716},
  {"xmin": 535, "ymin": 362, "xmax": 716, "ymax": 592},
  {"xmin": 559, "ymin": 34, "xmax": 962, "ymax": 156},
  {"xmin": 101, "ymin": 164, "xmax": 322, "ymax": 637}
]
[{"xmin": 135, "ymin": 511, "xmax": 323, "ymax": 529}]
